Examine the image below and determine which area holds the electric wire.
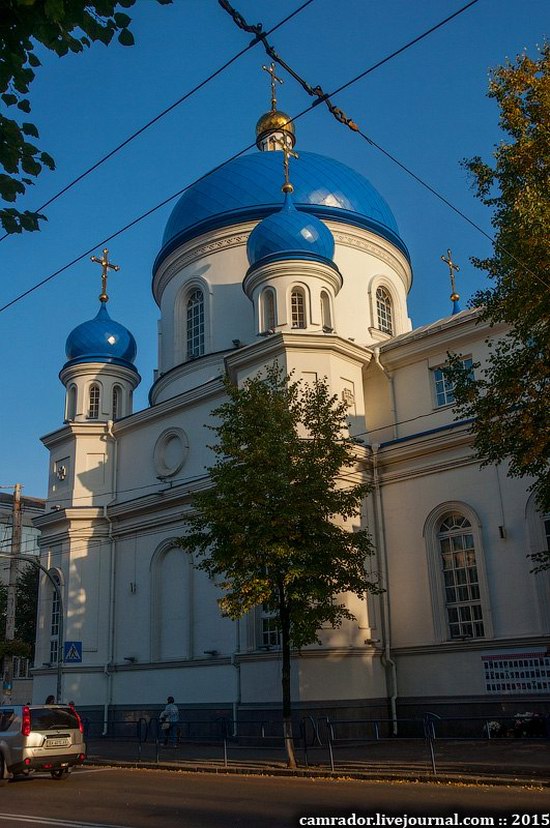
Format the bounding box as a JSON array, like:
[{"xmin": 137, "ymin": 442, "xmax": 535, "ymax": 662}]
[
  {"xmin": 0, "ymin": 0, "xmax": 510, "ymax": 315},
  {"xmin": 0, "ymin": 0, "xmax": 316, "ymax": 244}
]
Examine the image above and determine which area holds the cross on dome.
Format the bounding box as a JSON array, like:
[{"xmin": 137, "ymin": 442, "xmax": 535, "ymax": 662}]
[
  {"xmin": 262, "ymin": 62, "xmax": 284, "ymax": 111},
  {"xmin": 90, "ymin": 247, "xmax": 120, "ymax": 303},
  {"xmin": 441, "ymin": 248, "xmax": 461, "ymax": 314}
]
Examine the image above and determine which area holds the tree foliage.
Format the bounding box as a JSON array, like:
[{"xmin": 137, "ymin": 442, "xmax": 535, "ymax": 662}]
[
  {"xmin": 0, "ymin": 563, "xmax": 39, "ymax": 660},
  {"xmin": 177, "ymin": 366, "xmax": 380, "ymax": 766},
  {"xmin": 449, "ymin": 44, "xmax": 550, "ymax": 566},
  {"xmin": 0, "ymin": 0, "xmax": 171, "ymax": 234}
]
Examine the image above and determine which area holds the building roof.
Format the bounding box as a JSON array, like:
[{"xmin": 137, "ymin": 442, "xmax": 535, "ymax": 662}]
[{"xmin": 155, "ymin": 150, "xmax": 408, "ymax": 271}]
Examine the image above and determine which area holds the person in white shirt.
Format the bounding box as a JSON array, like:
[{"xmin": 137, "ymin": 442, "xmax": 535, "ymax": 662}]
[{"xmin": 159, "ymin": 695, "xmax": 179, "ymax": 746}]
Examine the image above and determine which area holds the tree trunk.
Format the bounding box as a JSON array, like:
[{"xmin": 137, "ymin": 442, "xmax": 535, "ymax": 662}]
[{"xmin": 280, "ymin": 592, "xmax": 297, "ymax": 768}]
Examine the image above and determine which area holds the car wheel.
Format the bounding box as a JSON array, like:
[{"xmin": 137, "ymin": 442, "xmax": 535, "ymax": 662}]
[{"xmin": 0, "ymin": 754, "xmax": 7, "ymax": 785}]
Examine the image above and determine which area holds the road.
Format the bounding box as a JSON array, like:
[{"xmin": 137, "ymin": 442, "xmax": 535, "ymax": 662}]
[{"xmin": 0, "ymin": 767, "xmax": 548, "ymax": 828}]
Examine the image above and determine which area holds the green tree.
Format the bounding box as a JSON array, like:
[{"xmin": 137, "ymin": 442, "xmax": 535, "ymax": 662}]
[
  {"xmin": 0, "ymin": 563, "xmax": 39, "ymax": 662},
  {"xmin": 177, "ymin": 366, "xmax": 381, "ymax": 767},
  {"xmin": 0, "ymin": 0, "xmax": 171, "ymax": 234},
  {"xmin": 448, "ymin": 43, "xmax": 550, "ymax": 568}
]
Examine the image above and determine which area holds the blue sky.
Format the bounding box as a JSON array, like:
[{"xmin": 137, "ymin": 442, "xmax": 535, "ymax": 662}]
[{"xmin": 1, "ymin": 0, "xmax": 547, "ymax": 498}]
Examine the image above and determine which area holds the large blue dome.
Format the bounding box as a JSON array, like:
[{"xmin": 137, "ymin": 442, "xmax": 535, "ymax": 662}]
[
  {"xmin": 64, "ymin": 303, "xmax": 138, "ymax": 371},
  {"xmin": 247, "ymin": 191, "xmax": 335, "ymax": 268},
  {"xmin": 155, "ymin": 150, "xmax": 408, "ymax": 271}
]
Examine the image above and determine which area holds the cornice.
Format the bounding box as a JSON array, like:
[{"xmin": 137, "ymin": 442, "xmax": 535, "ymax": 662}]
[
  {"xmin": 243, "ymin": 256, "xmax": 343, "ymax": 298},
  {"xmin": 329, "ymin": 223, "xmax": 412, "ymax": 293},
  {"xmin": 392, "ymin": 635, "xmax": 550, "ymax": 657},
  {"xmin": 60, "ymin": 361, "xmax": 140, "ymax": 388},
  {"xmin": 224, "ymin": 332, "xmax": 374, "ymax": 380},
  {"xmin": 152, "ymin": 223, "xmax": 253, "ymax": 306},
  {"xmin": 379, "ymin": 311, "xmax": 508, "ymax": 370}
]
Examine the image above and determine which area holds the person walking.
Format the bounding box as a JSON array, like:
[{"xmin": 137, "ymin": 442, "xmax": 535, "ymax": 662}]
[{"xmin": 159, "ymin": 696, "xmax": 179, "ymax": 746}]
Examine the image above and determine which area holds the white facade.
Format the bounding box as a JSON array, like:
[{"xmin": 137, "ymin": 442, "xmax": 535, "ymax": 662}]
[{"xmin": 33, "ymin": 125, "xmax": 550, "ymax": 725}]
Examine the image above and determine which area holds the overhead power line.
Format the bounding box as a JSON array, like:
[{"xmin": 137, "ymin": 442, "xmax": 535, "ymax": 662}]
[
  {"xmin": 0, "ymin": 0, "xmax": 316, "ymax": 245},
  {"xmin": 0, "ymin": 0, "xmax": 505, "ymax": 315}
]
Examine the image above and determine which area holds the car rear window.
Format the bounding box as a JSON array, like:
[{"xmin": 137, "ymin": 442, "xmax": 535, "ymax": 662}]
[{"xmin": 30, "ymin": 708, "xmax": 79, "ymax": 731}]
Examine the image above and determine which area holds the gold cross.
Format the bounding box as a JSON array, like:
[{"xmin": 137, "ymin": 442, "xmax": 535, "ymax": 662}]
[
  {"xmin": 262, "ymin": 62, "xmax": 283, "ymax": 111},
  {"xmin": 441, "ymin": 248, "xmax": 460, "ymax": 301},
  {"xmin": 269, "ymin": 135, "xmax": 299, "ymax": 193},
  {"xmin": 91, "ymin": 248, "xmax": 120, "ymax": 303}
]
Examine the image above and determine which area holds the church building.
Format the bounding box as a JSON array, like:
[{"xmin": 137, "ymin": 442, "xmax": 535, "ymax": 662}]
[{"xmin": 33, "ymin": 82, "xmax": 550, "ymax": 728}]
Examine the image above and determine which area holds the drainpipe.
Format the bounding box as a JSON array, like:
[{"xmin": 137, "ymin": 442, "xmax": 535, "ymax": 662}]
[
  {"xmin": 103, "ymin": 420, "xmax": 118, "ymax": 735},
  {"xmin": 370, "ymin": 443, "xmax": 398, "ymax": 734},
  {"xmin": 231, "ymin": 619, "xmax": 241, "ymax": 737},
  {"xmin": 373, "ymin": 347, "xmax": 397, "ymax": 440}
]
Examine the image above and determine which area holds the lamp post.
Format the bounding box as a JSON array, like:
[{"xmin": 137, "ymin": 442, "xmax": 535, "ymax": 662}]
[{"xmin": 0, "ymin": 553, "xmax": 64, "ymax": 703}]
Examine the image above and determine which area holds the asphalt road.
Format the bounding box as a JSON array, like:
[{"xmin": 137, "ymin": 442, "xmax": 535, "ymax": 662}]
[{"xmin": 0, "ymin": 767, "xmax": 548, "ymax": 828}]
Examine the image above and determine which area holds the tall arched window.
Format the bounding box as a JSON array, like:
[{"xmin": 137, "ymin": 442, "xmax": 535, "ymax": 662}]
[
  {"xmin": 66, "ymin": 385, "xmax": 77, "ymax": 421},
  {"xmin": 320, "ymin": 291, "xmax": 332, "ymax": 330},
  {"xmin": 291, "ymin": 288, "xmax": 306, "ymax": 329},
  {"xmin": 112, "ymin": 385, "xmax": 122, "ymax": 420},
  {"xmin": 261, "ymin": 288, "xmax": 276, "ymax": 332},
  {"xmin": 88, "ymin": 384, "xmax": 100, "ymax": 419},
  {"xmin": 438, "ymin": 512, "xmax": 484, "ymax": 639},
  {"xmin": 376, "ymin": 286, "xmax": 393, "ymax": 334},
  {"xmin": 186, "ymin": 289, "xmax": 205, "ymax": 359}
]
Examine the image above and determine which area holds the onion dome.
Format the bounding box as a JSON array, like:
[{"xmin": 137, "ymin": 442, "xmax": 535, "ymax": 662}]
[
  {"xmin": 255, "ymin": 110, "xmax": 295, "ymax": 150},
  {"xmin": 247, "ymin": 191, "xmax": 335, "ymax": 268},
  {"xmin": 64, "ymin": 303, "xmax": 138, "ymax": 371},
  {"xmin": 156, "ymin": 151, "xmax": 407, "ymax": 273}
]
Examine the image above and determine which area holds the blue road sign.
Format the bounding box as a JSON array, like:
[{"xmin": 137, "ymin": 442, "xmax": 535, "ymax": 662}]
[{"xmin": 63, "ymin": 641, "xmax": 82, "ymax": 663}]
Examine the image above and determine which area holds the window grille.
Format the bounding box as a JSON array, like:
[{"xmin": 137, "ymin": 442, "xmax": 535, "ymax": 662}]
[
  {"xmin": 438, "ymin": 513, "xmax": 484, "ymax": 639},
  {"xmin": 186, "ymin": 289, "xmax": 205, "ymax": 359},
  {"xmin": 67, "ymin": 385, "xmax": 77, "ymax": 420},
  {"xmin": 321, "ymin": 291, "xmax": 332, "ymax": 329},
  {"xmin": 261, "ymin": 605, "xmax": 281, "ymax": 647},
  {"xmin": 88, "ymin": 384, "xmax": 100, "ymax": 419},
  {"xmin": 291, "ymin": 290, "xmax": 306, "ymax": 329},
  {"xmin": 49, "ymin": 573, "xmax": 61, "ymax": 664},
  {"xmin": 433, "ymin": 357, "xmax": 473, "ymax": 407},
  {"xmin": 375, "ymin": 287, "xmax": 393, "ymax": 334},
  {"xmin": 112, "ymin": 386, "xmax": 121, "ymax": 420},
  {"xmin": 262, "ymin": 289, "xmax": 276, "ymax": 331}
]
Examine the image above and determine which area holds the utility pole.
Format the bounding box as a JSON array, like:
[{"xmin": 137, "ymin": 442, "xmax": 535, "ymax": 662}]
[{"xmin": 3, "ymin": 483, "xmax": 22, "ymax": 701}]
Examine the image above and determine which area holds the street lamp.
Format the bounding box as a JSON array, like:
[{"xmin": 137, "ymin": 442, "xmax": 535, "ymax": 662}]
[{"xmin": 0, "ymin": 553, "xmax": 64, "ymax": 704}]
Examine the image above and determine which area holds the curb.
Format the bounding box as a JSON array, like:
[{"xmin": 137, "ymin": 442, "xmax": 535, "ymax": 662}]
[{"xmin": 85, "ymin": 757, "xmax": 550, "ymax": 788}]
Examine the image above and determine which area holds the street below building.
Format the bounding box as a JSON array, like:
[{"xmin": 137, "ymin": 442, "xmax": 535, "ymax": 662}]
[{"xmin": 0, "ymin": 767, "xmax": 549, "ymax": 828}]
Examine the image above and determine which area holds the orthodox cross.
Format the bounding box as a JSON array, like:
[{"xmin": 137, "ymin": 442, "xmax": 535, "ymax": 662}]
[
  {"xmin": 441, "ymin": 248, "xmax": 460, "ymax": 302},
  {"xmin": 262, "ymin": 62, "xmax": 283, "ymax": 110},
  {"xmin": 90, "ymin": 248, "xmax": 120, "ymax": 303}
]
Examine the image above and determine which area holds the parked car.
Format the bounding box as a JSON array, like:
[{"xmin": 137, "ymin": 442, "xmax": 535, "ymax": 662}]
[{"xmin": 0, "ymin": 704, "xmax": 86, "ymax": 781}]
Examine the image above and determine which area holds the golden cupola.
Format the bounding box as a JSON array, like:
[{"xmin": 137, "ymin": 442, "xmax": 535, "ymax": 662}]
[{"xmin": 255, "ymin": 63, "xmax": 295, "ymax": 151}]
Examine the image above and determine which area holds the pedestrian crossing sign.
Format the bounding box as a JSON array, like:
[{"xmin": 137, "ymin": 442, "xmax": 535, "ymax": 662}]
[{"xmin": 64, "ymin": 641, "xmax": 82, "ymax": 663}]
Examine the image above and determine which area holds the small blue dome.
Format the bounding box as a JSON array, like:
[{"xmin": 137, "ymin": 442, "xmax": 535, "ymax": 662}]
[
  {"xmin": 247, "ymin": 192, "xmax": 335, "ymax": 267},
  {"xmin": 64, "ymin": 303, "xmax": 138, "ymax": 371},
  {"xmin": 155, "ymin": 150, "xmax": 408, "ymax": 272}
]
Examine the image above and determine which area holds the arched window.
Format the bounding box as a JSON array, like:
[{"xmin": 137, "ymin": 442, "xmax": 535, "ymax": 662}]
[
  {"xmin": 66, "ymin": 385, "xmax": 77, "ymax": 421},
  {"xmin": 49, "ymin": 571, "xmax": 61, "ymax": 665},
  {"xmin": 291, "ymin": 288, "xmax": 306, "ymax": 329},
  {"xmin": 261, "ymin": 288, "xmax": 276, "ymax": 332},
  {"xmin": 438, "ymin": 512, "xmax": 484, "ymax": 639},
  {"xmin": 376, "ymin": 286, "xmax": 393, "ymax": 335},
  {"xmin": 186, "ymin": 289, "xmax": 205, "ymax": 359},
  {"xmin": 88, "ymin": 384, "xmax": 100, "ymax": 419},
  {"xmin": 320, "ymin": 291, "xmax": 332, "ymax": 331},
  {"xmin": 112, "ymin": 385, "xmax": 122, "ymax": 420}
]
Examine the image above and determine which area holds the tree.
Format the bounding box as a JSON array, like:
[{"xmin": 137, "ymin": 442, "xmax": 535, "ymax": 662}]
[
  {"xmin": 0, "ymin": 0, "xmax": 171, "ymax": 235},
  {"xmin": 177, "ymin": 366, "xmax": 381, "ymax": 767},
  {"xmin": 0, "ymin": 563, "xmax": 39, "ymax": 662},
  {"xmin": 448, "ymin": 43, "xmax": 550, "ymax": 568}
]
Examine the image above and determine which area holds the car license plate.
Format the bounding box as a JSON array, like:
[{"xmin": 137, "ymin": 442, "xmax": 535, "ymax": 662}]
[{"xmin": 47, "ymin": 737, "xmax": 70, "ymax": 748}]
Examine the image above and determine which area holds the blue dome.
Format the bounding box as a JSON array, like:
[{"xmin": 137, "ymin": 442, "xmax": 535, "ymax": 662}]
[
  {"xmin": 247, "ymin": 191, "xmax": 335, "ymax": 268},
  {"xmin": 155, "ymin": 150, "xmax": 408, "ymax": 271},
  {"xmin": 64, "ymin": 303, "xmax": 138, "ymax": 371}
]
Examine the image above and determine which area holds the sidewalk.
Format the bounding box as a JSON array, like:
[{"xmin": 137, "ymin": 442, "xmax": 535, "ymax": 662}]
[{"xmin": 85, "ymin": 736, "xmax": 550, "ymax": 786}]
